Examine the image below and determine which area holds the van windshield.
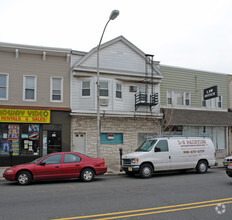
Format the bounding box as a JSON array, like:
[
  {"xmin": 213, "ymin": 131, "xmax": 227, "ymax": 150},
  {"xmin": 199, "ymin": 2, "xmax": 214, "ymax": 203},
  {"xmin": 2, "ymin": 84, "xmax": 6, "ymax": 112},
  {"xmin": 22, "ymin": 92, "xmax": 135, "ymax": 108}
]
[{"xmin": 135, "ymin": 139, "xmax": 157, "ymax": 152}]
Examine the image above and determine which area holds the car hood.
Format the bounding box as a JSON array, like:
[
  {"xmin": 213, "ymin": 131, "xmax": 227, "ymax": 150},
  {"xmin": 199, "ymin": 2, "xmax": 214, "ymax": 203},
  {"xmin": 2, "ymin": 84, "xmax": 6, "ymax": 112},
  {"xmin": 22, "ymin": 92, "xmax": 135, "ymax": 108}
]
[
  {"xmin": 122, "ymin": 151, "xmax": 148, "ymax": 159},
  {"xmin": 8, "ymin": 163, "xmax": 35, "ymax": 170}
]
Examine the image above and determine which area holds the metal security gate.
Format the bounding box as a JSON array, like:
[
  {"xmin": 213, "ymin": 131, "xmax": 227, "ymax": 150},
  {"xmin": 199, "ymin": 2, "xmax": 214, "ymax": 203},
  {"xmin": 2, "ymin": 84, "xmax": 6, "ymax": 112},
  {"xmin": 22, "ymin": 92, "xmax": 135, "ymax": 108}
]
[{"xmin": 73, "ymin": 132, "xmax": 86, "ymax": 154}]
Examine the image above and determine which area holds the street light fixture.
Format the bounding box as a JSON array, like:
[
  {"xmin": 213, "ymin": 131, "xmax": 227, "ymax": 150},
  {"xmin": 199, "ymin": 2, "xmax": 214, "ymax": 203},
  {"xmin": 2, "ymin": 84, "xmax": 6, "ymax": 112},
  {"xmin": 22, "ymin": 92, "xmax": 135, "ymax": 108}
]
[{"xmin": 96, "ymin": 10, "xmax": 119, "ymax": 158}]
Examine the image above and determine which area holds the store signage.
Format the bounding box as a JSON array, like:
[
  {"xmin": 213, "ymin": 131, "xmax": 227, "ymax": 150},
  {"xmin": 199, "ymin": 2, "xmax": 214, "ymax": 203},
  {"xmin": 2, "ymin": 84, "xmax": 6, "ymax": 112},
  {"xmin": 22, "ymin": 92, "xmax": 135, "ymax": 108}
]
[
  {"xmin": 0, "ymin": 109, "xmax": 50, "ymax": 123},
  {"xmin": 203, "ymin": 86, "xmax": 218, "ymax": 100},
  {"xmin": 108, "ymin": 134, "xmax": 114, "ymax": 140}
]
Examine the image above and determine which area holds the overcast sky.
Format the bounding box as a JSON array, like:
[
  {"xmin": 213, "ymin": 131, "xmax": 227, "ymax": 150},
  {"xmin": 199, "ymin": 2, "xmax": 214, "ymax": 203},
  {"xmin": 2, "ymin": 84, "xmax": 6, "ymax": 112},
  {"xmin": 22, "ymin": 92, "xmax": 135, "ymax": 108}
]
[{"xmin": 0, "ymin": 0, "xmax": 232, "ymax": 74}]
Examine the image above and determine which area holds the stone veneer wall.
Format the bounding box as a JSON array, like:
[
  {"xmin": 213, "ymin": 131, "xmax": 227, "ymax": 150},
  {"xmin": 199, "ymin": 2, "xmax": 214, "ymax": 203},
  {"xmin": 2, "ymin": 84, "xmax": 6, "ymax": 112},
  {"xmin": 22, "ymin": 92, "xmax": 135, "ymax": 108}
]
[{"xmin": 71, "ymin": 116, "xmax": 160, "ymax": 165}]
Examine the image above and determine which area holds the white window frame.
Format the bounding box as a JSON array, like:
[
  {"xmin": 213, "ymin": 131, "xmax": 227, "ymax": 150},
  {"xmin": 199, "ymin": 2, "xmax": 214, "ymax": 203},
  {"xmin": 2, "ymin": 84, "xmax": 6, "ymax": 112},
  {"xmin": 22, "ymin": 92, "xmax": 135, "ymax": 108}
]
[
  {"xmin": 202, "ymin": 94, "xmax": 222, "ymax": 109},
  {"xmin": 167, "ymin": 90, "xmax": 191, "ymax": 107},
  {"xmin": 23, "ymin": 75, "xmax": 37, "ymax": 102},
  {"xmin": 81, "ymin": 80, "xmax": 91, "ymax": 97},
  {"xmin": 116, "ymin": 83, "xmax": 122, "ymax": 99},
  {"xmin": 100, "ymin": 81, "xmax": 109, "ymax": 97},
  {"xmin": 50, "ymin": 77, "xmax": 63, "ymax": 102},
  {"xmin": 0, "ymin": 73, "xmax": 9, "ymax": 100}
]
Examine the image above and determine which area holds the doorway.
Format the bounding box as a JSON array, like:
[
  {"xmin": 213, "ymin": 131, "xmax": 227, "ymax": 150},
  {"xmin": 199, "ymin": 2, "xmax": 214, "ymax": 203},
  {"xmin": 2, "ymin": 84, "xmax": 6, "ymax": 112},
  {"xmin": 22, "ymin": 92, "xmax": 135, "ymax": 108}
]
[
  {"xmin": 47, "ymin": 131, "xmax": 62, "ymax": 153},
  {"xmin": 73, "ymin": 132, "xmax": 86, "ymax": 154}
]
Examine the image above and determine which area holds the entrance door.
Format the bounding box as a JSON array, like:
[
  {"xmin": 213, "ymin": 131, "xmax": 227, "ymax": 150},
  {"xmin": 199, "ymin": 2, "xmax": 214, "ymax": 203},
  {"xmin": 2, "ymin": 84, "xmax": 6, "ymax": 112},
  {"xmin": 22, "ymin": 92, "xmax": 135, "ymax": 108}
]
[
  {"xmin": 47, "ymin": 131, "xmax": 62, "ymax": 154},
  {"xmin": 73, "ymin": 132, "xmax": 86, "ymax": 154}
]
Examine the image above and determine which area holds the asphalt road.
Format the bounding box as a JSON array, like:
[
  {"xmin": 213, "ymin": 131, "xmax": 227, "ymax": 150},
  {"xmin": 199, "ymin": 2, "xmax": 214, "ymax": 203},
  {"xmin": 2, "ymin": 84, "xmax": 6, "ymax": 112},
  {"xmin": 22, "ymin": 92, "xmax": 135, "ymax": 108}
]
[{"xmin": 0, "ymin": 168, "xmax": 231, "ymax": 220}]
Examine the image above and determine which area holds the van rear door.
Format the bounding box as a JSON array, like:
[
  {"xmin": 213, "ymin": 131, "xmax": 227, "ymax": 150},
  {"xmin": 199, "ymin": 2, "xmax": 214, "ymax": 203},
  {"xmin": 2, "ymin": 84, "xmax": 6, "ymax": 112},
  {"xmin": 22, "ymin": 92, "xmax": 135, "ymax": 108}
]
[{"xmin": 153, "ymin": 140, "xmax": 171, "ymax": 171}]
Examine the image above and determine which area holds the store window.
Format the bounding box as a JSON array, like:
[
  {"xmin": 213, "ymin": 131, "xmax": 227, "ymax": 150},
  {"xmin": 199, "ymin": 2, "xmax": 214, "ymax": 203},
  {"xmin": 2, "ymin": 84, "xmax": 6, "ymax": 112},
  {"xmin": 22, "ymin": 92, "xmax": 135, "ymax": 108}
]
[{"xmin": 0, "ymin": 124, "xmax": 40, "ymax": 156}]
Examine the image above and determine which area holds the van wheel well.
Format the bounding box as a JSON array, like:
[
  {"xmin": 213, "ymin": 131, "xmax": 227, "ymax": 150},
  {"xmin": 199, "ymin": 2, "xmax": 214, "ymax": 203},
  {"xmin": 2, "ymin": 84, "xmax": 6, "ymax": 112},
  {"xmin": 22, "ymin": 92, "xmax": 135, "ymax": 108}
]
[
  {"xmin": 140, "ymin": 162, "xmax": 154, "ymax": 171},
  {"xmin": 196, "ymin": 159, "xmax": 208, "ymax": 174}
]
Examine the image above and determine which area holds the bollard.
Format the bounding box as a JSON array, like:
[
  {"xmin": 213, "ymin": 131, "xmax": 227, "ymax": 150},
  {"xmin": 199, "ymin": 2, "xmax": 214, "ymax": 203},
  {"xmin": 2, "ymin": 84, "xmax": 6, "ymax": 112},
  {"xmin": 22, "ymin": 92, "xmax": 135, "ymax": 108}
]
[{"xmin": 119, "ymin": 148, "xmax": 123, "ymax": 172}]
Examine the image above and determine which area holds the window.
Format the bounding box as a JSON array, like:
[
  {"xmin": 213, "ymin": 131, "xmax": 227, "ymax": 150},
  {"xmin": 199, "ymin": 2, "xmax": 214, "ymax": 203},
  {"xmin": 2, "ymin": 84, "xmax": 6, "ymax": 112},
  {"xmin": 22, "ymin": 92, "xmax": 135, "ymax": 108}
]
[
  {"xmin": 0, "ymin": 74, "xmax": 8, "ymax": 100},
  {"xmin": 42, "ymin": 154, "xmax": 62, "ymax": 165},
  {"xmin": 202, "ymin": 94, "xmax": 222, "ymax": 109},
  {"xmin": 100, "ymin": 82, "xmax": 108, "ymax": 96},
  {"xmin": 116, "ymin": 83, "xmax": 122, "ymax": 98},
  {"xmin": 24, "ymin": 76, "xmax": 36, "ymax": 101},
  {"xmin": 64, "ymin": 154, "xmax": 81, "ymax": 163},
  {"xmin": 82, "ymin": 81, "xmax": 90, "ymax": 96},
  {"xmin": 51, "ymin": 77, "xmax": 63, "ymax": 101},
  {"xmin": 155, "ymin": 140, "xmax": 169, "ymax": 152},
  {"xmin": 167, "ymin": 90, "xmax": 191, "ymax": 106}
]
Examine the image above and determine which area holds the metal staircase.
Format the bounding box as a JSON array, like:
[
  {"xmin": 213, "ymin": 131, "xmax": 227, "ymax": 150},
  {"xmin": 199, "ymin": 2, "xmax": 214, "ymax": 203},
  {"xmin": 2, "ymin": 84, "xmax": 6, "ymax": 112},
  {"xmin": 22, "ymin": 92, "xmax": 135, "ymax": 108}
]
[{"xmin": 135, "ymin": 54, "xmax": 158, "ymax": 111}]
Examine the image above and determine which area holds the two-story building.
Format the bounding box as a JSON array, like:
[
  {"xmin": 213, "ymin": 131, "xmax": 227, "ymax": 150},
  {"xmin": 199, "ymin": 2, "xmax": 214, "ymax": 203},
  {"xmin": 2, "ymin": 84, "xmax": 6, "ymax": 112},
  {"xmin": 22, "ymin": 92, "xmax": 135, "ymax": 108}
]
[
  {"xmin": 160, "ymin": 65, "xmax": 232, "ymax": 158},
  {"xmin": 0, "ymin": 42, "xmax": 71, "ymax": 166},
  {"xmin": 71, "ymin": 36, "xmax": 163, "ymax": 164}
]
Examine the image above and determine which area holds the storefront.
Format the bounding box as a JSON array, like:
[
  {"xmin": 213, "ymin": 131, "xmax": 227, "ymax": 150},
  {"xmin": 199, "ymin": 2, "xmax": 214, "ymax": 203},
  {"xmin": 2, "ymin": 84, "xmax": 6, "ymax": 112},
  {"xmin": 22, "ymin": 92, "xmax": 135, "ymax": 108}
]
[{"xmin": 0, "ymin": 108, "xmax": 70, "ymax": 166}]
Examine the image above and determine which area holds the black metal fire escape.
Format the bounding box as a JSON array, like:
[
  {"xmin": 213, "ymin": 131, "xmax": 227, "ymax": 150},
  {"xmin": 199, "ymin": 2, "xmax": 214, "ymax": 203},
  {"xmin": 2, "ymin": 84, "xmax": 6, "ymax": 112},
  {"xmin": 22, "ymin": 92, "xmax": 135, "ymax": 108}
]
[{"xmin": 135, "ymin": 54, "xmax": 158, "ymax": 111}]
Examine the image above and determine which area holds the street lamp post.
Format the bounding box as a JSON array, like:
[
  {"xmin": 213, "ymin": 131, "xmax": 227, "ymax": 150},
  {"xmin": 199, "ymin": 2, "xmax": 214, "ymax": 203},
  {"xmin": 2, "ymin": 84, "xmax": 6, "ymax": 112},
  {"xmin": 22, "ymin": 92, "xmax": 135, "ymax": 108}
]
[{"xmin": 97, "ymin": 10, "xmax": 119, "ymax": 158}]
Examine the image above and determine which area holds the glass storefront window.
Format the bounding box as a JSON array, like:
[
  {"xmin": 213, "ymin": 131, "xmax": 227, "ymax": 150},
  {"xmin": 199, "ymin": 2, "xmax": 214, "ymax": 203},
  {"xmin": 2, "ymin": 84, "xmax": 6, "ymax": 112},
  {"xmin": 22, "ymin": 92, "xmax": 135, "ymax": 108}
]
[{"xmin": 0, "ymin": 124, "xmax": 41, "ymax": 156}]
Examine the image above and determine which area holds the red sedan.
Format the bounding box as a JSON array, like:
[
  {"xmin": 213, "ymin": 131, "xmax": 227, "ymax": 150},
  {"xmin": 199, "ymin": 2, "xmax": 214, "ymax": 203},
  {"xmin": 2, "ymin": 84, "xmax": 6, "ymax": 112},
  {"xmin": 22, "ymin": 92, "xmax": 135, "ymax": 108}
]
[{"xmin": 3, "ymin": 152, "xmax": 107, "ymax": 185}]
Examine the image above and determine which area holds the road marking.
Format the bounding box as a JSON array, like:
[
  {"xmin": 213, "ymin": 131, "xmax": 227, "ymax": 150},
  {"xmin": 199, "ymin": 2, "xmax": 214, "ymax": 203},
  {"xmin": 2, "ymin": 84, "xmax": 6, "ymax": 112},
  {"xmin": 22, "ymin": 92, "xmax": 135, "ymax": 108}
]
[{"xmin": 51, "ymin": 197, "xmax": 232, "ymax": 220}]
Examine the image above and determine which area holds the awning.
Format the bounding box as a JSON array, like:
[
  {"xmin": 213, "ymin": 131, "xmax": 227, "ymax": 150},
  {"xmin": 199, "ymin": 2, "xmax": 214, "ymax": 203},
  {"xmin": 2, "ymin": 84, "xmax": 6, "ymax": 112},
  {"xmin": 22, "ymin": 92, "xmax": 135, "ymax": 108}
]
[{"xmin": 161, "ymin": 108, "xmax": 232, "ymax": 126}]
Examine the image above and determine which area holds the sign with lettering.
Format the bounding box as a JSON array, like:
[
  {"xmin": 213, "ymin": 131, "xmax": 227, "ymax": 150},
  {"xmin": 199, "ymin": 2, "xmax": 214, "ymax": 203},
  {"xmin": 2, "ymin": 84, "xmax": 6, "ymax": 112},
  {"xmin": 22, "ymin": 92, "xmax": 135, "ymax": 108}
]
[
  {"xmin": 0, "ymin": 109, "xmax": 50, "ymax": 123},
  {"xmin": 203, "ymin": 86, "xmax": 218, "ymax": 100}
]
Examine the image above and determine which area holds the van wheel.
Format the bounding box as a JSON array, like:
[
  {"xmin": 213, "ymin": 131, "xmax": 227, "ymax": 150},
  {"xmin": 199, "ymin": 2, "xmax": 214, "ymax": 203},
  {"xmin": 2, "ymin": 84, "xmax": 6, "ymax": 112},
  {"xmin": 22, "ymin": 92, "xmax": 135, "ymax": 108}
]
[
  {"xmin": 139, "ymin": 164, "xmax": 153, "ymax": 178},
  {"xmin": 196, "ymin": 160, "xmax": 208, "ymax": 174}
]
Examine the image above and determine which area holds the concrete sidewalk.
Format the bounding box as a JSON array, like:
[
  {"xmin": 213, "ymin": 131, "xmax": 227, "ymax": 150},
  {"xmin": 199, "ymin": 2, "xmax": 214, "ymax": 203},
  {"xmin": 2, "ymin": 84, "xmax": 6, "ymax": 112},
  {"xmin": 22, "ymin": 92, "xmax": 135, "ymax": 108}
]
[{"xmin": 0, "ymin": 158, "xmax": 225, "ymax": 182}]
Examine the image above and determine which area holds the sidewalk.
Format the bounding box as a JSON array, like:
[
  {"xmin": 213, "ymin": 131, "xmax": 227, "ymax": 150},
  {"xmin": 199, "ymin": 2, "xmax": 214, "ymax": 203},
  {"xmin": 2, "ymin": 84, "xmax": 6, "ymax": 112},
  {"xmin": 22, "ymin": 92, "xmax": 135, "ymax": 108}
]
[{"xmin": 0, "ymin": 158, "xmax": 225, "ymax": 182}]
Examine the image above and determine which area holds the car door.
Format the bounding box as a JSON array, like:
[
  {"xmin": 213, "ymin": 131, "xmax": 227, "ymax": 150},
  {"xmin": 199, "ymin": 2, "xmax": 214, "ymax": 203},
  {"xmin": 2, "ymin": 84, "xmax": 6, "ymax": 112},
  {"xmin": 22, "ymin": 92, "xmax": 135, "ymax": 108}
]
[
  {"xmin": 153, "ymin": 140, "xmax": 171, "ymax": 171},
  {"xmin": 61, "ymin": 153, "xmax": 82, "ymax": 178},
  {"xmin": 34, "ymin": 154, "xmax": 63, "ymax": 180}
]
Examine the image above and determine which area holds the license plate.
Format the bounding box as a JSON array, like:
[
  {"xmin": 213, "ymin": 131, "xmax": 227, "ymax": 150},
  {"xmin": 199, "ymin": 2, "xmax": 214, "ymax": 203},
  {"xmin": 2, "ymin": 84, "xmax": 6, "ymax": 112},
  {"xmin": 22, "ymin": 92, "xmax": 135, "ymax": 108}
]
[{"xmin": 128, "ymin": 167, "xmax": 133, "ymax": 171}]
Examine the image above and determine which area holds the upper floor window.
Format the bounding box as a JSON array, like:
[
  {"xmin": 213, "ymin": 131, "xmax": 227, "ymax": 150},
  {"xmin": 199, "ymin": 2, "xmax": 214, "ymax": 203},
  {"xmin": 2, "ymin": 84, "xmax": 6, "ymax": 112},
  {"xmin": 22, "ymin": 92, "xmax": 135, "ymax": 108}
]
[
  {"xmin": 100, "ymin": 81, "xmax": 108, "ymax": 96},
  {"xmin": 24, "ymin": 76, "xmax": 36, "ymax": 101},
  {"xmin": 51, "ymin": 77, "xmax": 63, "ymax": 102},
  {"xmin": 82, "ymin": 81, "xmax": 90, "ymax": 96},
  {"xmin": 116, "ymin": 83, "xmax": 122, "ymax": 98},
  {"xmin": 0, "ymin": 74, "xmax": 8, "ymax": 100},
  {"xmin": 167, "ymin": 90, "xmax": 190, "ymax": 106},
  {"xmin": 202, "ymin": 95, "xmax": 222, "ymax": 108}
]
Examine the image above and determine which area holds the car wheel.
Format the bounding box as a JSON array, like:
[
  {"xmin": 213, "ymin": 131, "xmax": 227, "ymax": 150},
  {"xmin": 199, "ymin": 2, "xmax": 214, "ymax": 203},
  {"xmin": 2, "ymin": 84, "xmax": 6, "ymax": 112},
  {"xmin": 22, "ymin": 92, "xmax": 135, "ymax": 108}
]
[
  {"xmin": 81, "ymin": 168, "xmax": 95, "ymax": 182},
  {"xmin": 196, "ymin": 160, "xmax": 208, "ymax": 174},
  {"xmin": 139, "ymin": 164, "xmax": 153, "ymax": 178},
  {"xmin": 17, "ymin": 171, "xmax": 32, "ymax": 185}
]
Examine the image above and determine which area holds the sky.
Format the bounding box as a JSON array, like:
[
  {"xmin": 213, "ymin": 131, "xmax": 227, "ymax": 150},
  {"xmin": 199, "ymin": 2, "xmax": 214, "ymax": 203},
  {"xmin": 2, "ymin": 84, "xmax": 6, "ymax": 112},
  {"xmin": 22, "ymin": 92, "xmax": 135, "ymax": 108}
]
[{"xmin": 0, "ymin": 0, "xmax": 232, "ymax": 74}]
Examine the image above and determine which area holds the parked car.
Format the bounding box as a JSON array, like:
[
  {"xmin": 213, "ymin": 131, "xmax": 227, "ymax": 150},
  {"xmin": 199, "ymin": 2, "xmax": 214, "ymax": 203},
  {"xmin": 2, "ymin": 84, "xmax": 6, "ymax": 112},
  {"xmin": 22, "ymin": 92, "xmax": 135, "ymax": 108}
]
[
  {"xmin": 223, "ymin": 156, "xmax": 232, "ymax": 167},
  {"xmin": 226, "ymin": 163, "xmax": 232, "ymax": 178},
  {"xmin": 3, "ymin": 152, "xmax": 107, "ymax": 185}
]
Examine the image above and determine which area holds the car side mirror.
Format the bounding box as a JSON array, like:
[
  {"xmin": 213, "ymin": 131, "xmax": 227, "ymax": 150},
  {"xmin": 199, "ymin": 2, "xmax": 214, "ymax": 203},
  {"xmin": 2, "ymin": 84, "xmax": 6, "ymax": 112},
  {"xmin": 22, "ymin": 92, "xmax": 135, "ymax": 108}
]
[
  {"xmin": 39, "ymin": 161, "xmax": 46, "ymax": 166},
  {"xmin": 155, "ymin": 147, "xmax": 161, "ymax": 152}
]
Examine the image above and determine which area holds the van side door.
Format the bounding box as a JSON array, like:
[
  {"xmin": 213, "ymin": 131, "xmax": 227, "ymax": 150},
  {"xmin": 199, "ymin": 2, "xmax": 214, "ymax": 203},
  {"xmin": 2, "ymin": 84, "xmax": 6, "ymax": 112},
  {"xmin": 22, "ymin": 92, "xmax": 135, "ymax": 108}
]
[{"xmin": 153, "ymin": 140, "xmax": 171, "ymax": 171}]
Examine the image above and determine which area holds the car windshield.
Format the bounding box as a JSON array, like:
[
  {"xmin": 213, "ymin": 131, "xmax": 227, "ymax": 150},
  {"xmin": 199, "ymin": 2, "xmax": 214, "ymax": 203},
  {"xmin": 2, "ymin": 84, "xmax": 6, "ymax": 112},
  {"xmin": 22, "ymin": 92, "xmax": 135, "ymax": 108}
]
[
  {"xmin": 135, "ymin": 139, "xmax": 157, "ymax": 152},
  {"xmin": 30, "ymin": 155, "xmax": 48, "ymax": 164}
]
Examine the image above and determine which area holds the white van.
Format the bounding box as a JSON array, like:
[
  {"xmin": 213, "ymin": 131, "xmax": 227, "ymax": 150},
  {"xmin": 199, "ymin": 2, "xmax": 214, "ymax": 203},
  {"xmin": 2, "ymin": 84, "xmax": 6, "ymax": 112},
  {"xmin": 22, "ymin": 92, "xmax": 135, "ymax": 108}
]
[{"xmin": 122, "ymin": 136, "xmax": 218, "ymax": 178}]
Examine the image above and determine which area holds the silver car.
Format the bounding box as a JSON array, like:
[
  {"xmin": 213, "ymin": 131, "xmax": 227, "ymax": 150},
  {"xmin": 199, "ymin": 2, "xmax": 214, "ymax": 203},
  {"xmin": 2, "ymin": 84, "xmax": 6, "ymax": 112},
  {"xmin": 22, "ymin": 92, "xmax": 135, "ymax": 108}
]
[{"xmin": 223, "ymin": 156, "xmax": 232, "ymax": 167}]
